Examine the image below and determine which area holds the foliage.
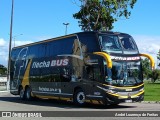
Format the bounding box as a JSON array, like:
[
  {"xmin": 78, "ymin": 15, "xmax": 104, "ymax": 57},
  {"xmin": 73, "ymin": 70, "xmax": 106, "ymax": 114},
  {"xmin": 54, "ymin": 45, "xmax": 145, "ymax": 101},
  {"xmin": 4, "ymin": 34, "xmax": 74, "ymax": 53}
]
[
  {"xmin": 73, "ymin": 0, "xmax": 137, "ymax": 31},
  {"xmin": 157, "ymin": 49, "xmax": 160, "ymax": 60},
  {"xmin": 0, "ymin": 64, "xmax": 7, "ymax": 76},
  {"xmin": 142, "ymin": 58, "xmax": 160, "ymax": 82},
  {"xmin": 157, "ymin": 49, "xmax": 160, "ymax": 66},
  {"xmin": 141, "ymin": 58, "xmax": 152, "ymax": 79},
  {"xmin": 150, "ymin": 69, "xmax": 160, "ymax": 83}
]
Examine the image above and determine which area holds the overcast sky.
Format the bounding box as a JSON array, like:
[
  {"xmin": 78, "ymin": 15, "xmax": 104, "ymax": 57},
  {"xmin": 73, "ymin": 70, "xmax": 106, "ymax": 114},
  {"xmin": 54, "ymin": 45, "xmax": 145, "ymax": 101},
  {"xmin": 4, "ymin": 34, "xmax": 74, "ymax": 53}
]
[{"xmin": 0, "ymin": 0, "xmax": 160, "ymax": 67}]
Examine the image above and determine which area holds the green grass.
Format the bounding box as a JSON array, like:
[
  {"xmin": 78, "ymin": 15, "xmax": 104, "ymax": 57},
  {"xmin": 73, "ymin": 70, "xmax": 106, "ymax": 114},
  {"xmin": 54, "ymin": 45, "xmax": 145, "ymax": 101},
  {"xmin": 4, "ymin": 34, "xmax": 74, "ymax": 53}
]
[{"xmin": 144, "ymin": 80, "xmax": 160, "ymax": 101}]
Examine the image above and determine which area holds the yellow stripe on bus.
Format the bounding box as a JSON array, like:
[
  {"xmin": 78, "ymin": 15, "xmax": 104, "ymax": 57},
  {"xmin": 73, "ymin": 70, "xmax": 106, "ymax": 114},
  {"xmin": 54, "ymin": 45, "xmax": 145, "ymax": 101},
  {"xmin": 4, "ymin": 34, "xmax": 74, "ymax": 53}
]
[
  {"xmin": 103, "ymin": 83, "xmax": 144, "ymax": 89},
  {"xmin": 21, "ymin": 59, "xmax": 32, "ymax": 89},
  {"xmin": 35, "ymin": 95, "xmax": 59, "ymax": 100},
  {"xmin": 107, "ymin": 90, "xmax": 144, "ymax": 99}
]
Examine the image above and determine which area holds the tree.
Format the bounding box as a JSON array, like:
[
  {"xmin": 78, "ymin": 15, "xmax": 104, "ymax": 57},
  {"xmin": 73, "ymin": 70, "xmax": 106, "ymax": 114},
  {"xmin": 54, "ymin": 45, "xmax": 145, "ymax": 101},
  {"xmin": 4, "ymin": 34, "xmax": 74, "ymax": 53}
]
[
  {"xmin": 141, "ymin": 58, "xmax": 152, "ymax": 79},
  {"xmin": 73, "ymin": 0, "xmax": 137, "ymax": 31},
  {"xmin": 0, "ymin": 64, "xmax": 7, "ymax": 76},
  {"xmin": 157, "ymin": 49, "xmax": 160, "ymax": 66},
  {"xmin": 150, "ymin": 69, "xmax": 160, "ymax": 83}
]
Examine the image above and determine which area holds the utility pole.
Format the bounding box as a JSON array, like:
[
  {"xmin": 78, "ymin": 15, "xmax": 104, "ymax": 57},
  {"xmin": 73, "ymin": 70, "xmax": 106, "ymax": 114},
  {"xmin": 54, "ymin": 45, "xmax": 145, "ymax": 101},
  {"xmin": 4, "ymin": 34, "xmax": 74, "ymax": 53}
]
[
  {"xmin": 63, "ymin": 23, "xmax": 69, "ymax": 35},
  {"xmin": 7, "ymin": 0, "xmax": 14, "ymax": 90}
]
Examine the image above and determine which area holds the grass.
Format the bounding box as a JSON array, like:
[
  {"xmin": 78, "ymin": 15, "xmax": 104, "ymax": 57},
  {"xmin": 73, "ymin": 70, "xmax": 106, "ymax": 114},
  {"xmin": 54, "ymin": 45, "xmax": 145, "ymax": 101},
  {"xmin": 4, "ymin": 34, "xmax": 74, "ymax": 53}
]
[{"xmin": 144, "ymin": 80, "xmax": 160, "ymax": 101}]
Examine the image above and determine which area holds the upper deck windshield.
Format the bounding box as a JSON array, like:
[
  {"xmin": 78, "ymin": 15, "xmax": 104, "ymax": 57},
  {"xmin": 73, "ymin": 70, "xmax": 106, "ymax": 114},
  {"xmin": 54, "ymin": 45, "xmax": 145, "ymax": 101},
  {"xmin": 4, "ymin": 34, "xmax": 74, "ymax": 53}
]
[{"xmin": 99, "ymin": 34, "xmax": 138, "ymax": 54}]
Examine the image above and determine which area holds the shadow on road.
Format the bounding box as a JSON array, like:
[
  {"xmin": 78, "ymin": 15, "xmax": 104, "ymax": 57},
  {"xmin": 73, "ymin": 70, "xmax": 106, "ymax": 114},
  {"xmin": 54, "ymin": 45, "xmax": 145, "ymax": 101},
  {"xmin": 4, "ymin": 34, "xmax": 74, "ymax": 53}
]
[{"xmin": 0, "ymin": 93, "xmax": 137, "ymax": 110}]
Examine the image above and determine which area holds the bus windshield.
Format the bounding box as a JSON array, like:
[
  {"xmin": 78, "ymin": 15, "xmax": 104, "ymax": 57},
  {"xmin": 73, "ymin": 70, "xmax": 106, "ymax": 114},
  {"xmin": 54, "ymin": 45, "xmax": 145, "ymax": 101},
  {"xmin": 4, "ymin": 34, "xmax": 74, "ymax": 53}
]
[
  {"xmin": 99, "ymin": 34, "xmax": 138, "ymax": 54},
  {"xmin": 106, "ymin": 61, "xmax": 142, "ymax": 86},
  {"xmin": 99, "ymin": 35, "xmax": 122, "ymax": 53},
  {"xmin": 119, "ymin": 36, "xmax": 138, "ymax": 54}
]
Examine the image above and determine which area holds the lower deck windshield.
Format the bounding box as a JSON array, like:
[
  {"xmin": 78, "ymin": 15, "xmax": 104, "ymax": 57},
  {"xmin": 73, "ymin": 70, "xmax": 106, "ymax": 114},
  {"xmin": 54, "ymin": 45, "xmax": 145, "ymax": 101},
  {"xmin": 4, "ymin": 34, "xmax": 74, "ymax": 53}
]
[{"xmin": 105, "ymin": 61, "xmax": 142, "ymax": 86}]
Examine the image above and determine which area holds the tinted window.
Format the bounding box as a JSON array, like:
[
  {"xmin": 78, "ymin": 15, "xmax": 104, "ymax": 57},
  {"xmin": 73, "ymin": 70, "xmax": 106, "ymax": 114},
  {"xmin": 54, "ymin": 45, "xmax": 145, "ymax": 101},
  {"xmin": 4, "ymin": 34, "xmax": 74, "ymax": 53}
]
[
  {"xmin": 78, "ymin": 33, "xmax": 100, "ymax": 52},
  {"xmin": 50, "ymin": 36, "xmax": 77, "ymax": 56},
  {"xmin": 99, "ymin": 35, "xmax": 122, "ymax": 53},
  {"xmin": 120, "ymin": 37, "xmax": 137, "ymax": 50},
  {"xmin": 28, "ymin": 45, "xmax": 39, "ymax": 58},
  {"xmin": 119, "ymin": 36, "xmax": 139, "ymax": 54}
]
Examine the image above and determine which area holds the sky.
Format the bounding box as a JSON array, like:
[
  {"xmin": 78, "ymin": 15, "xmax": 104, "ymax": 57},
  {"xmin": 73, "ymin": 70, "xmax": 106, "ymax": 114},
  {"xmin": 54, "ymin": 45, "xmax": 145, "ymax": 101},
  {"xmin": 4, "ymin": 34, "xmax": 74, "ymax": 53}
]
[{"xmin": 0, "ymin": 0, "xmax": 160, "ymax": 67}]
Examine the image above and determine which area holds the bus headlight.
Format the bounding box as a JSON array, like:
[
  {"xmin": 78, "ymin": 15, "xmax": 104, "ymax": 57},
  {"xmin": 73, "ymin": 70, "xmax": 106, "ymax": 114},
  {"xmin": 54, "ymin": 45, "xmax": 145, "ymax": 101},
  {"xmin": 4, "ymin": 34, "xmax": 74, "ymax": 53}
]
[
  {"xmin": 97, "ymin": 86, "xmax": 117, "ymax": 94},
  {"xmin": 107, "ymin": 89, "xmax": 117, "ymax": 94},
  {"xmin": 139, "ymin": 88, "xmax": 144, "ymax": 92}
]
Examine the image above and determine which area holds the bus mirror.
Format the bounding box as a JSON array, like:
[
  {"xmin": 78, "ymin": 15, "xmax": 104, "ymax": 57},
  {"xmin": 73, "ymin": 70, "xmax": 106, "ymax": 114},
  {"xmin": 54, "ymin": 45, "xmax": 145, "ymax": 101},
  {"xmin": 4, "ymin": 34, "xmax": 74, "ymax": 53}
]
[
  {"xmin": 140, "ymin": 53, "xmax": 155, "ymax": 70},
  {"xmin": 93, "ymin": 52, "xmax": 112, "ymax": 68}
]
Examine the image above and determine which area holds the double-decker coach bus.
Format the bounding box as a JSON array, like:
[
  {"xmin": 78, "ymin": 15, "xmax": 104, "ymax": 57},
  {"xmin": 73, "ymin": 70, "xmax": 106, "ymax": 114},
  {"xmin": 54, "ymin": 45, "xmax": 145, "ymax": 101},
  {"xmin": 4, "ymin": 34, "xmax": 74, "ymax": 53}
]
[{"xmin": 10, "ymin": 31, "xmax": 155, "ymax": 105}]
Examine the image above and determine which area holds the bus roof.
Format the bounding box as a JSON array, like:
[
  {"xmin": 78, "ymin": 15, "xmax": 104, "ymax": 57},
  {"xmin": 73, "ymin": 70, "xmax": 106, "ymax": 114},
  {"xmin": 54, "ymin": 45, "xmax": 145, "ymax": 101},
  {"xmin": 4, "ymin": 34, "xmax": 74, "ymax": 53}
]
[{"xmin": 12, "ymin": 31, "xmax": 130, "ymax": 50}]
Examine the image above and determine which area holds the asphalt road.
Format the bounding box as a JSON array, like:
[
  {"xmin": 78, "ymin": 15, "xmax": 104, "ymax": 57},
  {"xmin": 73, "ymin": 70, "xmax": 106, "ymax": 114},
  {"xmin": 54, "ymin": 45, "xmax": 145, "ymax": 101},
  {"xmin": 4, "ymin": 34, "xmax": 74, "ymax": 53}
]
[{"xmin": 0, "ymin": 91, "xmax": 160, "ymax": 120}]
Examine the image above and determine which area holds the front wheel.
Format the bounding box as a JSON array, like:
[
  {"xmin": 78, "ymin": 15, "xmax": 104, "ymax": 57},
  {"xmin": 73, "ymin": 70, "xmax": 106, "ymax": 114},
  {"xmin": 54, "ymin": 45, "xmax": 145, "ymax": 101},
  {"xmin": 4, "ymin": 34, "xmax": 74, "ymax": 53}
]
[{"xmin": 73, "ymin": 89, "xmax": 86, "ymax": 106}]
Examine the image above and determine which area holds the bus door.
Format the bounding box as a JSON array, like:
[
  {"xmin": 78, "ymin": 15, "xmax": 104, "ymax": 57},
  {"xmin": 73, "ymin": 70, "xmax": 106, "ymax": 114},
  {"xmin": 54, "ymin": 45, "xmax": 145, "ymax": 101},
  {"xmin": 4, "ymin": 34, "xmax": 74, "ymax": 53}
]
[{"xmin": 84, "ymin": 54, "xmax": 104, "ymax": 99}]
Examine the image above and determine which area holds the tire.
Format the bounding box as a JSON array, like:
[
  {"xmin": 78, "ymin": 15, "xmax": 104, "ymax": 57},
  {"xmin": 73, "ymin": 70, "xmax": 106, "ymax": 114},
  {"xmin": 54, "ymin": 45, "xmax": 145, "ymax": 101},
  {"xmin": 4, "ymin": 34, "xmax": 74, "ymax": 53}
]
[
  {"xmin": 25, "ymin": 87, "xmax": 32, "ymax": 101},
  {"xmin": 19, "ymin": 87, "xmax": 25, "ymax": 100},
  {"xmin": 73, "ymin": 89, "xmax": 86, "ymax": 106}
]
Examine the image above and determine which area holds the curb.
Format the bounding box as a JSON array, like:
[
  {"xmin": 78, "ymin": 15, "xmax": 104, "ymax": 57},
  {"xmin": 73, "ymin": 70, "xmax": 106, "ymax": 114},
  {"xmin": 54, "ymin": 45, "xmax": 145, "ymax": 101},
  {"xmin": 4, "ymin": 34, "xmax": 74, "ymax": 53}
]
[
  {"xmin": 140, "ymin": 101, "xmax": 160, "ymax": 104},
  {"xmin": 0, "ymin": 90, "xmax": 9, "ymax": 93}
]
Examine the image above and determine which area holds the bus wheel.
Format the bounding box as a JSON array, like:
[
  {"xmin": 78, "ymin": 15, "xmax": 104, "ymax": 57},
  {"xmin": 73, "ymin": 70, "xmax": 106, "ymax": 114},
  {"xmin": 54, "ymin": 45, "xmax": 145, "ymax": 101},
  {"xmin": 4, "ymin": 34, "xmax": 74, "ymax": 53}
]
[
  {"xmin": 25, "ymin": 87, "xmax": 32, "ymax": 100},
  {"xmin": 74, "ymin": 89, "xmax": 86, "ymax": 106},
  {"xmin": 19, "ymin": 87, "xmax": 25, "ymax": 100}
]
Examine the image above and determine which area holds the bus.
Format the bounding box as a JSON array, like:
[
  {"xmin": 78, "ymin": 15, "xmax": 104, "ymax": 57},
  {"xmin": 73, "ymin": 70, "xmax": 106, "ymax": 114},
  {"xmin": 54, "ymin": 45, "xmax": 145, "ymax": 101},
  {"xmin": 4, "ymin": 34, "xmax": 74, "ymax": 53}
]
[{"xmin": 10, "ymin": 31, "xmax": 155, "ymax": 105}]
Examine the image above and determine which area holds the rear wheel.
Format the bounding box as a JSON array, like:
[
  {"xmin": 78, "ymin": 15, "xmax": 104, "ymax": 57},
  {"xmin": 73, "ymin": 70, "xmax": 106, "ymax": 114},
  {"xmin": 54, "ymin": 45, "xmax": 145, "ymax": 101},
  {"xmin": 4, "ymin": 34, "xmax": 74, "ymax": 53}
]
[
  {"xmin": 25, "ymin": 87, "xmax": 32, "ymax": 100},
  {"xmin": 19, "ymin": 87, "xmax": 25, "ymax": 100},
  {"xmin": 73, "ymin": 89, "xmax": 86, "ymax": 106}
]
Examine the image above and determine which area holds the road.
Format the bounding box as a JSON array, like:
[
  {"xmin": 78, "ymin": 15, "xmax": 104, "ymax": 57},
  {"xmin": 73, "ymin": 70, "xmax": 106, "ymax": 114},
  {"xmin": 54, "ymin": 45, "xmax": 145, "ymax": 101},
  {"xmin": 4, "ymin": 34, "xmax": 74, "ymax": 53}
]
[{"xmin": 0, "ymin": 91, "xmax": 160, "ymax": 120}]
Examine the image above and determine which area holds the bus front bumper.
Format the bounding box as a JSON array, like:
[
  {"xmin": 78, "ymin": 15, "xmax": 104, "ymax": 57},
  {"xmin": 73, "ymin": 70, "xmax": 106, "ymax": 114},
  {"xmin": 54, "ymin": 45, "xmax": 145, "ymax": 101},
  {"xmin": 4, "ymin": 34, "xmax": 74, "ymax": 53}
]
[{"xmin": 105, "ymin": 91, "xmax": 144, "ymax": 104}]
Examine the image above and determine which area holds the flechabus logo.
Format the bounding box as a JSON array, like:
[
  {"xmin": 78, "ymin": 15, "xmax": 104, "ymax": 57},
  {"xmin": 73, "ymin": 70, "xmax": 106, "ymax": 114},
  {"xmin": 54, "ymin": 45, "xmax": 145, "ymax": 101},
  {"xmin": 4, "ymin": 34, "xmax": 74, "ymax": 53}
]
[
  {"xmin": 111, "ymin": 56, "xmax": 140, "ymax": 61},
  {"xmin": 32, "ymin": 59, "xmax": 69, "ymax": 68},
  {"xmin": 51, "ymin": 59, "xmax": 69, "ymax": 67},
  {"xmin": 32, "ymin": 61, "xmax": 50, "ymax": 68}
]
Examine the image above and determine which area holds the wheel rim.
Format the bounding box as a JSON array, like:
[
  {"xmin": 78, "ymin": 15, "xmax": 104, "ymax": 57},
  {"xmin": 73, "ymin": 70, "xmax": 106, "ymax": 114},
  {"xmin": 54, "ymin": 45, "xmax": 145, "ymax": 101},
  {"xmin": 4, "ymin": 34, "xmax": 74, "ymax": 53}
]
[
  {"xmin": 77, "ymin": 92, "xmax": 85, "ymax": 104},
  {"xmin": 26, "ymin": 89, "xmax": 30, "ymax": 99},
  {"xmin": 20, "ymin": 89, "xmax": 24, "ymax": 99}
]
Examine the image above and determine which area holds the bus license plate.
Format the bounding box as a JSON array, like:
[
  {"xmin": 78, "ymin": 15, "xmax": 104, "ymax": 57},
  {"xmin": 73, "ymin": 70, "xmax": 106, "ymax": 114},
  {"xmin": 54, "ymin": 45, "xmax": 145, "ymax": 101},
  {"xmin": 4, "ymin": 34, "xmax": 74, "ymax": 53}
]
[{"xmin": 125, "ymin": 100, "xmax": 132, "ymax": 103}]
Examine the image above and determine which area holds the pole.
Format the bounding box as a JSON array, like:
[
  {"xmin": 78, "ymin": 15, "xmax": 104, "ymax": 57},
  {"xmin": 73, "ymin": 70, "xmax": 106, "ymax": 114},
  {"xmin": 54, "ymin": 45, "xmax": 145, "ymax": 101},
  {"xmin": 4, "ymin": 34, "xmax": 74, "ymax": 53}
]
[
  {"xmin": 7, "ymin": 0, "xmax": 14, "ymax": 90},
  {"xmin": 63, "ymin": 23, "xmax": 69, "ymax": 35}
]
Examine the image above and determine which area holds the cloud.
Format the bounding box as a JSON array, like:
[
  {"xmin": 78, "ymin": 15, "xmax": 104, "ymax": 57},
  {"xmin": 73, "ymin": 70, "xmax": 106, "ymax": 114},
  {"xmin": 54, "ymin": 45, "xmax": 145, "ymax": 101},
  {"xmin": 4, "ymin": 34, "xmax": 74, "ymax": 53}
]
[
  {"xmin": 35, "ymin": 35, "xmax": 54, "ymax": 41},
  {"xmin": 14, "ymin": 40, "xmax": 33, "ymax": 47},
  {"xmin": 0, "ymin": 38, "xmax": 33, "ymax": 67},
  {"xmin": 0, "ymin": 38, "xmax": 8, "ymax": 66},
  {"xmin": 133, "ymin": 35, "xmax": 160, "ymax": 54},
  {"xmin": 0, "ymin": 38, "xmax": 6, "ymax": 46},
  {"xmin": 133, "ymin": 35, "xmax": 160, "ymax": 68}
]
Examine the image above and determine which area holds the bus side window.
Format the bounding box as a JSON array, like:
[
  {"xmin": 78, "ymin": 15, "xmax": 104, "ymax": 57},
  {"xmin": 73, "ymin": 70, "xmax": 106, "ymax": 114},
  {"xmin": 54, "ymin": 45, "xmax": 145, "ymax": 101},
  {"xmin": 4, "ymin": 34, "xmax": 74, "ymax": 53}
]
[
  {"xmin": 85, "ymin": 65, "xmax": 102, "ymax": 81},
  {"xmin": 86, "ymin": 65, "xmax": 94, "ymax": 80},
  {"xmin": 78, "ymin": 34, "xmax": 100, "ymax": 52}
]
